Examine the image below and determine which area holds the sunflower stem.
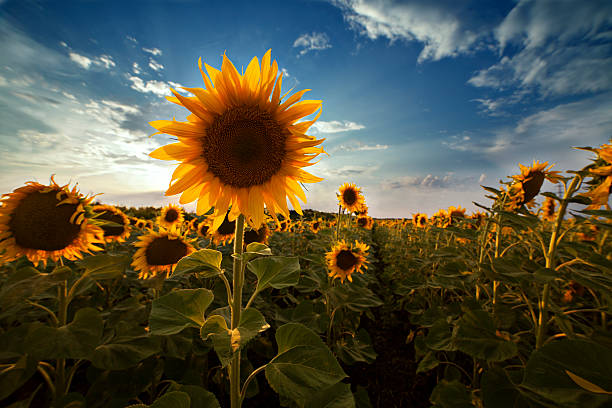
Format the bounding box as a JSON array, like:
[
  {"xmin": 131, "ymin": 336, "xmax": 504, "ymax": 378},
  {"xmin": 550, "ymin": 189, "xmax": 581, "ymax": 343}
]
[
  {"xmin": 230, "ymin": 214, "xmax": 245, "ymax": 408},
  {"xmin": 335, "ymin": 205, "xmax": 342, "ymax": 241},
  {"xmin": 535, "ymin": 174, "xmax": 581, "ymax": 349},
  {"xmin": 54, "ymin": 279, "xmax": 68, "ymax": 407}
]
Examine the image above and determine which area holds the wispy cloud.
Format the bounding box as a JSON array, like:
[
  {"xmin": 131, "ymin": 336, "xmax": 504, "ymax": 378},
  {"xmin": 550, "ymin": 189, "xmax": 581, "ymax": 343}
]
[
  {"xmin": 127, "ymin": 75, "xmax": 171, "ymax": 97},
  {"xmin": 311, "ymin": 120, "xmax": 365, "ymax": 134},
  {"xmin": 132, "ymin": 62, "xmax": 141, "ymax": 74},
  {"xmin": 126, "ymin": 35, "xmax": 138, "ymax": 44},
  {"xmin": 143, "ymin": 47, "xmax": 162, "ymax": 56},
  {"xmin": 69, "ymin": 51, "xmax": 115, "ymax": 69},
  {"xmin": 382, "ymin": 173, "xmax": 453, "ymax": 190},
  {"xmin": 332, "ymin": 141, "xmax": 388, "ymax": 152},
  {"xmin": 148, "ymin": 58, "xmax": 164, "ymax": 72},
  {"xmin": 293, "ymin": 32, "xmax": 332, "ymax": 56}
]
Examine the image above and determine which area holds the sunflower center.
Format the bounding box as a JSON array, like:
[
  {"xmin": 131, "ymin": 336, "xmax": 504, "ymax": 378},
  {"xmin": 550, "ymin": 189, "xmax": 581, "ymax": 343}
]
[
  {"xmin": 357, "ymin": 217, "xmax": 367, "ymax": 227},
  {"xmin": 342, "ymin": 189, "xmax": 357, "ymax": 206},
  {"xmin": 204, "ymin": 105, "xmax": 286, "ymax": 188},
  {"xmin": 217, "ymin": 216, "xmax": 236, "ymax": 235},
  {"xmin": 164, "ymin": 209, "xmax": 179, "ymax": 222},
  {"xmin": 521, "ymin": 171, "xmax": 546, "ymax": 203},
  {"xmin": 94, "ymin": 209, "xmax": 126, "ymax": 237},
  {"xmin": 199, "ymin": 224, "xmax": 209, "ymax": 235},
  {"xmin": 313, "ymin": 222, "xmax": 320, "ymax": 230},
  {"xmin": 145, "ymin": 236, "xmax": 188, "ymax": 266},
  {"xmin": 336, "ymin": 249, "xmax": 358, "ymax": 271},
  {"xmin": 9, "ymin": 189, "xmax": 82, "ymax": 251}
]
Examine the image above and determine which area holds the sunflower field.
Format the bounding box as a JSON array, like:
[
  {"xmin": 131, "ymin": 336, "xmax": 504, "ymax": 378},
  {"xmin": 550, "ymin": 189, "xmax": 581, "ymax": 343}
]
[{"xmin": 1, "ymin": 50, "xmax": 611, "ymax": 408}]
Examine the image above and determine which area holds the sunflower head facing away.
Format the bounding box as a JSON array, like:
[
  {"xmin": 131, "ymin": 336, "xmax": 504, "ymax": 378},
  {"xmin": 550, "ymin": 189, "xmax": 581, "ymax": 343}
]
[
  {"xmin": 337, "ymin": 183, "xmax": 365, "ymax": 213},
  {"xmin": 509, "ymin": 161, "xmax": 561, "ymax": 209},
  {"xmin": 132, "ymin": 229, "xmax": 195, "ymax": 279},
  {"xmin": 541, "ymin": 196, "xmax": 557, "ymax": 222},
  {"xmin": 326, "ymin": 240, "xmax": 369, "ymax": 283},
  {"xmin": 158, "ymin": 204, "xmax": 184, "ymax": 230},
  {"xmin": 149, "ymin": 50, "xmax": 325, "ymax": 233},
  {"xmin": 0, "ymin": 177, "xmax": 104, "ymax": 266},
  {"xmin": 244, "ymin": 224, "xmax": 270, "ymax": 246},
  {"xmin": 580, "ymin": 143, "xmax": 612, "ymax": 210},
  {"xmin": 92, "ymin": 205, "xmax": 131, "ymax": 243}
]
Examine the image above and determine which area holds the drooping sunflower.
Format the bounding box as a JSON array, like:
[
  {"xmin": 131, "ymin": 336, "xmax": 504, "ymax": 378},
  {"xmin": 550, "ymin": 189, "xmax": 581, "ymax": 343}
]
[
  {"xmin": 92, "ymin": 204, "xmax": 131, "ymax": 243},
  {"xmin": 244, "ymin": 224, "xmax": 270, "ymax": 246},
  {"xmin": 158, "ymin": 204, "xmax": 184, "ymax": 230},
  {"xmin": 356, "ymin": 215, "xmax": 373, "ymax": 229},
  {"xmin": 326, "ymin": 240, "xmax": 369, "ymax": 283},
  {"xmin": 508, "ymin": 161, "xmax": 561, "ymax": 209},
  {"xmin": 149, "ymin": 50, "xmax": 325, "ymax": 232},
  {"xmin": 541, "ymin": 196, "xmax": 557, "ymax": 222},
  {"xmin": 0, "ymin": 177, "xmax": 104, "ymax": 266},
  {"xmin": 337, "ymin": 183, "xmax": 365, "ymax": 213},
  {"xmin": 132, "ymin": 229, "xmax": 195, "ymax": 279}
]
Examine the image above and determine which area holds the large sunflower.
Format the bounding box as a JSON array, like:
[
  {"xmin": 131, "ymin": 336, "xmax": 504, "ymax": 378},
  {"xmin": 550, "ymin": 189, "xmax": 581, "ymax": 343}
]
[
  {"xmin": 326, "ymin": 240, "xmax": 369, "ymax": 283},
  {"xmin": 149, "ymin": 50, "xmax": 325, "ymax": 232},
  {"xmin": 508, "ymin": 161, "xmax": 561, "ymax": 209},
  {"xmin": 337, "ymin": 183, "xmax": 365, "ymax": 213},
  {"xmin": 132, "ymin": 229, "xmax": 195, "ymax": 279},
  {"xmin": 92, "ymin": 204, "xmax": 131, "ymax": 243},
  {"xmin": 0, "ymin": 177, "xmax": 104, "ymax": 266},
  {"xmin": 158, "ymin": 204, "xmax": 184, "ymax": 230}
]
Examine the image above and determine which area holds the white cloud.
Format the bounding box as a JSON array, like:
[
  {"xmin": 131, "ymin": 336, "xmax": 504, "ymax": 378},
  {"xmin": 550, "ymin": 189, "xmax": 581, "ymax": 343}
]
[
  {"xmin": 59, "ymin": 41, "xmax": 68, "ymax": 48},
  {"xmin": 62, "ymin": 91, "xmax": 76, "ymax": 101},
  {"xmin": 382, "ymin": 173, "xmax": 453, "ymax": 190},
  {"xmin": 132, "ymin": 62, "xmax": 141, "ymax": 74},
  {"xmin": 148, "ymin": 58, "xmax": 164, "ymax": 71},
  {"xmin": 478, "ymin": 174, "xmax": 486, "ymax": 183},
  {"xmin": 311, "ymin": 120, "xmax": 365, "ymax": 133},
  {"xmin": 143, "ymin": 47, "xmax": 162, "ymax": 56},
  {"xmin": 69, "ymin": 52, "xmax": 116, "ymax": 70},
  {"xmin": 293, "ymin": 32, "xmax": 332, "ymax": 56},
  {"xmin": 468, "ymin": 0, "xmax": 612, "ymax": 99},
  {"xmin": 281, "ymin": 68, "xmax": 290, "ymax": 77},
  {"xmin": 126, "ymin": 35, "xmax": 138, "ymax": 44},
  {"xmin": 333, "ymin": 141, "xmax": 388, "ymax": 152},
  {"xmin": 127, "ymin": 75, "xmax": 172, "ymax": 97},
  {"xmin": 331, "ymin": 0, "xmax": 486, "ymax": 63}
]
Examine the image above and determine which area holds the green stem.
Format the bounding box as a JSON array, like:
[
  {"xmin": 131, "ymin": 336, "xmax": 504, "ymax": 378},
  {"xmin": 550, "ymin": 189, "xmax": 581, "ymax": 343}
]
[
  {"xmin": 239, "ymin": 364, "xmax": 267, "ymax": 404},
  {"xmin": 230, "ymin": 214, "xmax": 245, "ymax": 408},
  {"xmin": 335, "ymin": 205, "xmax": 342, "ymax": 241},
  {"xmin": 55, "ymin": 280, "xmax": 68, "ymax": 407},
  {"xmin": 535, "ymin": 175, "xmax": 581, "ymax": 349}
]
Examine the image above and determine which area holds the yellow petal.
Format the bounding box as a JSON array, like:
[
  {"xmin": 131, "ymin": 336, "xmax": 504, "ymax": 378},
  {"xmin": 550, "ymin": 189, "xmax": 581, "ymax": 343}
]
[{"xmin": 149, "ymin": 143, "xmax": 195, "ymax": 161}]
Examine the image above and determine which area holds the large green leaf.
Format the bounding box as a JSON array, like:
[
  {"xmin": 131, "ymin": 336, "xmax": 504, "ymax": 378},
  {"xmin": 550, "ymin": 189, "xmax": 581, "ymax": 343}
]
[
  {"xmin": 329, "ymin": 284, "xmax": 383, "ymax": 312},
  {"xmin": 455, "ymin": 310, "xmax": 517, "ymax": 362},
  {"xmin": 91, "ymin": 323, "xmax": 161, "ymax": 370},
  {"xmin": 520, "ymin": 339, "xmax": 612, "ymax": 407},
  {"xmin": 76, "ymin": 254, "xmax": 127, "ymax": 280},
  {"xmin": 0, "ymin": 265, "xmax": 71, "ymax": 309},
  {"xmin": 172, "ymin": 249, "xmax": 223, "ymax": 279},
  {"xmin": 126, "ymin": 391, "xmax": 191, "ymax": 408},
  {"xmin": 304, "ymin": 381, "xmax": 356, "ymax": 408},
  {"xmin": 425, "ymin": 319, "xmax": 456, "ymax": 352},
  {"xmin": 200, "ymin": 308, "xmax": 269, "ymax": 367},
  {"xmin": 149, "ymin": 289, "xmax": 213, "ymax": 335},
  {"xmin": 430, "ymin": 380, "xmax": 474, "ymax": 408},
  {"xmin": 481, "ymin": 367, "xmax": 529, "ymax": 408},
  {"xmin": 266, "ymin": 323, "xmax": 347, "ymax": 407},
  {"xmin": 0, "ymin": 354, "xmax": 38, "ymax": 401},
  {"xmin": 247, "ymin": 256, "xmax": 300, "ymax": 293},
  {"xmin": 25, "ymin": 307, "xmax": 103, "ymax": 360}
]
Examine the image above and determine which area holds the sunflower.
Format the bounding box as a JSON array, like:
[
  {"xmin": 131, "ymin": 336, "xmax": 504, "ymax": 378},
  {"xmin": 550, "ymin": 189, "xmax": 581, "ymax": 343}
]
[
  {"xmin": 136, "ymin": 219, "xmax": 147, "ymax": 229},
  {"xmin": 541, "ymin": 196, "xmax": 556, "ymax": 222},
  {"xmin": 416, "ymin": 214, "xmax": 428, "ymax": 228},
  {"xmin": 206, "ymin": 212, "xmax": 236, "ymax": 245},
  {"xmin": 447, "ymin": 206, "xmax": 466, "ymax": 226},
  {"xmin": 132, "ymin": 229, "xmax": 195, "ymax": 279},
  {"xmin": 244, "ymin": 224, "xmax": 270, "ymax": 246},
  {"xmin": 158, "ymin": 204, "xmax": 184, "ymax": 230},
  {"xmin": 197, "ymin": 221, "xmax": 210, "ymax": 238},
  {"xmin": 188, "ymin": 218, "xmax": 199, "ymax": 231},
  {"xmin": 278, "ymin": 218, "xmax": 290, "ymax": 233},
  {"xmin": 508, "ymin": 161, "xmax": 561, "ymax": 209},
  {"xmin": 92, "ymin": 205, "xmax": 131, "ymax": 243},
  {"xmin": 326, "ymin": 240, "xmax": 369, "ymax": 283},
  {"xmin": 0, "ymin": 177, "xmax": 104, "ymax": 266},
  {"xmin": 310, "ymin": 218, "xmax": 323, "ymax": 233},
  {"xmin": 149, "ymin": 50, "xmax": 325, "ymax": 232},
  {"xmin": 432, "ymin": 209, "xmax": 448, "ymax": 228},
  {"xmin": 580, "ymin": 143, "xmax": 612, "ymax": 210},
  {"xmin": 356, "ymin": 215, "xmax": 373, "ymax": 229},
  {"xmin": 354, "ymin": 203, "xmax": 368, "ymax": 216},
  {"xmin": 337, "ymin": 183, "xmax": 365, "ymax": 213}
]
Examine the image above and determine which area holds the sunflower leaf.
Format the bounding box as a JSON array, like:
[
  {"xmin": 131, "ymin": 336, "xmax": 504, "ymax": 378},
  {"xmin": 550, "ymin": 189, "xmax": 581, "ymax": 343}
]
[
  {"xmin": 172, "ymin": 249, "xmax": 223, "ymax": 279},
  {"xmin": 149, "ymin": 289, "xmax": 213, "ymax": 335},
  {"xmin": 247, "ymin": 256, "xmax": 300, "ymax": 293}
]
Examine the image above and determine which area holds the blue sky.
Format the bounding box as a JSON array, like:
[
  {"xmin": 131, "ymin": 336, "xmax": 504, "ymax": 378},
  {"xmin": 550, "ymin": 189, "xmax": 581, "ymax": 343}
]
[{"xmin": 1, "ymin": 0, "xmax": 610, "ymax": 217}]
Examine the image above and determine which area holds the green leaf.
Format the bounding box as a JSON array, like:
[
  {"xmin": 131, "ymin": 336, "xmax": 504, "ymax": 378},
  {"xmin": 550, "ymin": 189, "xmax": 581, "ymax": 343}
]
[
  {"xmin": 266, "ymin": 323, "xmax": 347, "ymax": 407},
  {"xmin": 335, "ymin": 329, "xmax": 377, "ymax": 365},
  {"xmin": 417, "ymin": 351, "xmax": 440, "ymax": 374},
  {"xmin": 520, "ymin": 339, "xmax": 612, "ymax": 407},
  {"xmin": 329, "ymin": 284, "xmax": 383, "ymax": 312},
  {"xmin": 166, "ymin": 384, "xmax": 221, "ymax": 408},
  {"xmin": 455, "ymin": 310, "xmax": 517, "ymax": 362},
  {"xmin": 247, "ymin": 256, "xmax": 300, "ymax": 293},
  {"xmin": 0, "ymin": 354, "xmax": 38, "ymax": 401},
  {"xmin": 481, "ymin": 367, "xmax": 528, "ymax": 408},
  {"xmin": 239, "ymin": 242, "xmax": 273, "ymax": 263},
  {"xmin": 172, "ymin": 249, "xmax": 223, "ymax": 279},
  {"xmin": 424, "ymin": 319, "xmax": 456, "ymax": 352},
  {"xmin": 91, "ymin": 323, "xmax": 161, "ymax": 370},
  {"xmin": 0, "ymin": 266, "xmax": 71, "ymax": 309},
  {"xmin": 304, "ymin": 381, "xmax": 356, "ymax": 408},
  {"xmin": 149, "ymin": 289, "xmax": 213, "ymax": 335},
  {"xmin": 126, "ymin": 391, "xmax": 191, "ymax": 408},
  {"xmin": 25, "ymin": 307, "xmax": 103, "ymax": 360},
  {"xmin": 76, "ymin": 254, "xmax": 127, "ymax": 280},
  {"xmin": 430, "ymin": 380, "xmax": 474, "ymax": 408},
  {"xmin": 200, "ymin": 308, "xmax": 269, "ymax": 367}
]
